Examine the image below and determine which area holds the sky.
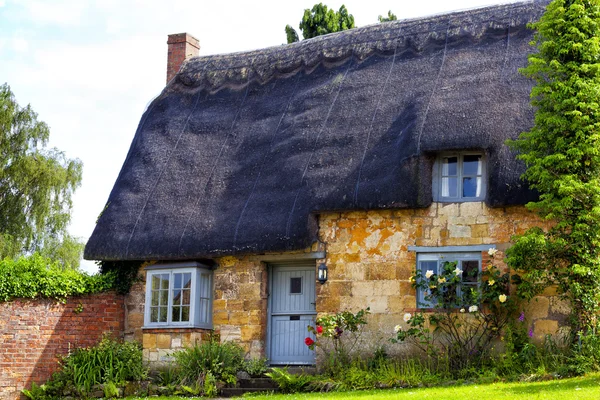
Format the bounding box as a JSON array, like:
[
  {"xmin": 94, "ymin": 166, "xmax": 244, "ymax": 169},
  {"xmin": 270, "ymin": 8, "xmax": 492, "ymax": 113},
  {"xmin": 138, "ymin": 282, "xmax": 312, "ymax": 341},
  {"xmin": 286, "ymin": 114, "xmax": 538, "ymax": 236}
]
[{"xmin": 0, "ymin": 0, "xmax": 522, "ymax": 273}]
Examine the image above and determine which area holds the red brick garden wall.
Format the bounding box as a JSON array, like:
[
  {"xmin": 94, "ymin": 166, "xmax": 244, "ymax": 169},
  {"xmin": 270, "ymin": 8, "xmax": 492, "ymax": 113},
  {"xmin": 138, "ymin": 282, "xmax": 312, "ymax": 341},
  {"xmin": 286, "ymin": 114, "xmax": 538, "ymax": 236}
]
[{"xmin": 0, "ymin": 292, "xmax": 125, "ymax": 399}]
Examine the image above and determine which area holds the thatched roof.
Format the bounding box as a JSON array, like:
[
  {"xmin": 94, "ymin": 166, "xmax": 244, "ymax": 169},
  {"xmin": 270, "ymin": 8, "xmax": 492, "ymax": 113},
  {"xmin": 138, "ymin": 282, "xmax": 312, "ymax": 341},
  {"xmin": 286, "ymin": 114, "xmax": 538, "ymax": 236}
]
[{"xmin": 85, "ymin": 0, "xmax": 548, "ymax": 261}]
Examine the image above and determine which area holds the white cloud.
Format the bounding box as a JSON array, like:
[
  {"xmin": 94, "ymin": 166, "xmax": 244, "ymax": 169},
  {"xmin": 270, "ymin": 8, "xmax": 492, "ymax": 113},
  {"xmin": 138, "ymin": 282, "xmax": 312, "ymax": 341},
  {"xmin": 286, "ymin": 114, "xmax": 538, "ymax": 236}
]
[
  {"xmin": 11, "ymin": 36, "xmax": 28, "ymax": 52},
  {"xmin": 23, "ymin": 0, "xmax": 87, "ymax": 26}
]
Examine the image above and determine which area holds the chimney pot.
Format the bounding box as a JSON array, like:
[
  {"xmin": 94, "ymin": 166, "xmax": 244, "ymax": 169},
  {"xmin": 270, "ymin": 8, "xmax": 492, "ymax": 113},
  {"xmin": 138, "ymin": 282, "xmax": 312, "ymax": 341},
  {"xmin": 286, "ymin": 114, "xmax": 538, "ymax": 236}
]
[{"xmin": 166, "ymin": 33, "xmax": 200, "ymax": 84}]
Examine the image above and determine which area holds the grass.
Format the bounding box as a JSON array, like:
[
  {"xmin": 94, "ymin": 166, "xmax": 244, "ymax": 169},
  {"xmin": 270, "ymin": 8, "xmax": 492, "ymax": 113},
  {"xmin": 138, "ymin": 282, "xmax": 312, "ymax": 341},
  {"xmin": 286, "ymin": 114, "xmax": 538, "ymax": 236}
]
[{"xmin": 127, "ymin": 373, "xmax": 600, "ymax": 399}]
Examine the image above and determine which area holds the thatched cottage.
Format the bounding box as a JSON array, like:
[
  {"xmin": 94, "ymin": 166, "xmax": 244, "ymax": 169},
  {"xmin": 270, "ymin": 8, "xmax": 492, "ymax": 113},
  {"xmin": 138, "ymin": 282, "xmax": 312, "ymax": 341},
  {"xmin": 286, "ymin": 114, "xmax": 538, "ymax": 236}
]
[{"xmin": 85, "ymin": 0, "xmax": 564, "ymax": 366}]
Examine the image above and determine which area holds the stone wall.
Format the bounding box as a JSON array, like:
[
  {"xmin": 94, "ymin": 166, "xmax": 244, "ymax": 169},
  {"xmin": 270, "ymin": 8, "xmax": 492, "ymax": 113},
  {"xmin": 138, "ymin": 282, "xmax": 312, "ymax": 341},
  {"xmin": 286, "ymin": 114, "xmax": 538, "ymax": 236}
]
[
  {"xmin": 0, "ymin": 292, "xmax": 124, "ymax": 400},
  {"xmin": 317, "ymin": 202, "xmax": 565, "ymax": 345},
  {"xmin": 129, "ymin": 202, "xmax": 566, "ymax": 365}
]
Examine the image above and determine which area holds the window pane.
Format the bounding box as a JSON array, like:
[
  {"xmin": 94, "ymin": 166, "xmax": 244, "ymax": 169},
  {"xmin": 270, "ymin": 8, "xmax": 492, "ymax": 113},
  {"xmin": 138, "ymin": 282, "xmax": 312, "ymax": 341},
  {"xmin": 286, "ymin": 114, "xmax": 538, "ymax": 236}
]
[
  {"xmin": 172, "ymin": 306, "xmax": 181, "ymax": 322},
  {"xmin": 442, "ymin": 157, "xmax": 458, "ymax": 176},
  {"xmin": 463, "ymin": 155, "xmax": 482, "ymax": 175},
  {"xmin": 420, "ymin": 260, "xmax": 438, "ymax": 276},
  {"xmin": 150, "ymin": 307, "xmax": 159, "ymax": 322},
  {"xmin": 442, "ymin": 177, "xmax": 458, "ymax": 197},
  {"xmin": 160, "ymin": 274, "xmax": 169, "ymax": 290},
  {"xmin": 200, "ymin": 299, "xmax": 208, "ymax": 323},
  {"xmin": 151, "ymin": 291, "xmax": 159, "ymax": 306},
  {"xmin": 181, "ymin": 306, "xmax": 190, "ymax": 322},
  {"xmin": 182, "ymin": 273, "xmax": 192, "ymax": 289},
  {"xmin": 160, "ymin": 290, "xmax": 169, "ymax": 306},
  {"xmin": 152, "ymin": 275, "xmax": 161, "ymax": 290},
  {"xmin": 462, "ymin": 260, "xmax": 479, "ymax": 283},
  {"xmin": 173, "ymin": 289, "xmax": 182, "ymax": 305},
  {"xmin": 290, "ymin": 277, "xmax": 302, "ymax": 294},
  {"xmin": 182, "ymin": 289, "xmax": 191, "ymax": 306},
  {"xmin": 462, "ymin": 177, "xmax": 479, "ymax": 197},
  {"xmin": 174, "ymin": 273, "xmax": 182, "ymax": 289},
  {"xmin": 159, "ymin": 307, "xmax": 168, "ymax": 323}
]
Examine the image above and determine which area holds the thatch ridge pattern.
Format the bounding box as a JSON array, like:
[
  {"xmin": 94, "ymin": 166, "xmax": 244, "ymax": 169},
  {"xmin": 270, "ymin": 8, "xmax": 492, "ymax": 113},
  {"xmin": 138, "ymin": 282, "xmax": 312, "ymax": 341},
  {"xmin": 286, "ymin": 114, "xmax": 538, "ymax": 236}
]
[{"xmin": 178, "ymin": 1, "xmax": 543, "ymax": 92}]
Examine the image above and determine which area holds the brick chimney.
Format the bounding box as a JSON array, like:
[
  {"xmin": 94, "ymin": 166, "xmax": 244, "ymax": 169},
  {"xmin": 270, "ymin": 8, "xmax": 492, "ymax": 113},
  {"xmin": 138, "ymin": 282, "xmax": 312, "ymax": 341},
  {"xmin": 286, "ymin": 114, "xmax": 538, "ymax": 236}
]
[{"xmin": 166, "ymin": 33, "xmax": 200, "ymax": 84}]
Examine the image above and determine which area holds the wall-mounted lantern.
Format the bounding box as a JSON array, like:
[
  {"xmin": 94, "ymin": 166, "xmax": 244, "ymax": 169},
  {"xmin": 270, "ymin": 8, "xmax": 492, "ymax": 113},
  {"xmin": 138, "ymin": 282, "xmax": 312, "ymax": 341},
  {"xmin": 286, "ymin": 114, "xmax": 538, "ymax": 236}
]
[{"xmin": 317, "ymin": 263, "xmax": 328, "ymax": 284}]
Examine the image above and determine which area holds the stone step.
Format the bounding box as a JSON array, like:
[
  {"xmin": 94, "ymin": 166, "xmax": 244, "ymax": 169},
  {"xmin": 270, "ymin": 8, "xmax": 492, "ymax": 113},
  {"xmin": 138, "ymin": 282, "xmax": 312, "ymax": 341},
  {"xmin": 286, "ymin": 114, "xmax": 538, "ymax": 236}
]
[
  {"xmin": 219, "ymin": 387, "xmax": 278, "ymax": 398},
  {"xmin": 236, "ymin": 378, "xmax": 278, "ymax": 389}
]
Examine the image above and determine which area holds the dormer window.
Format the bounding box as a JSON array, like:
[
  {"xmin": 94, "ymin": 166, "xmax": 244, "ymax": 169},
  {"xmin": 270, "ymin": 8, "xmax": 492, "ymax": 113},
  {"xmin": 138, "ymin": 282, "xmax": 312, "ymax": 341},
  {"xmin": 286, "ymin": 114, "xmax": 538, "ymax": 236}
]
[{"xmin": 433, "ymin": 153, "xmax": 486, "ymax": 202}]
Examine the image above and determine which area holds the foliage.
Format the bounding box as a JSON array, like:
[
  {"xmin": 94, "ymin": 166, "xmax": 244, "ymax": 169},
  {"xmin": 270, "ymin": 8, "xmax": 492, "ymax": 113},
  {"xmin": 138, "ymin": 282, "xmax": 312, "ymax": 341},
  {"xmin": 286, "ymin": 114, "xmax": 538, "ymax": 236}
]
[
  {"xmin": 21, "ymin": 382, "xmax": 46, "ymax": 400},
  {"xmin": 173, "ymin": 335, "xmax": 245, "ymax": 389},
  {"xmin": 191, "ymin": 372, "xmax": 600, "ymax": 400},
  {"xmin": 0, "ymin": 253, "xmax": 116, "ymax": 301},
  {"xmin": 306, "ymin": 307, "xmax": 370, "ymax": 374},
  {"xmin": 265, "ymin": 367, "xmax": 317, "ymax": 393},
  {"xmin": 392, "ymin": 249, "xmax": 518, "ymax": 370},
  {"xmin": 98, "ymin": 259, "xmax": 143, "ymax": 295},
  {"xmin": 566, "ymin": 333, "xmax": 600, "ymax": 374},
  {"xmin": 243, "ymin": 357, "xmax": 269, "ymax": 377},
  {"xmin": 285, "ymin": 24, "xmax": 299, "ymax": 44},
  {"xmin": 0, "ymin": 83, "xmax": 83, "ymax": 265},
  {"xmin": 285, "ymin": 3, "xmax": 355, "ymax": 43},
  {"xmin": 26, "ymin": 335, "xmax": 146, "ymax": 398},
  {"xmin": 378, "ymin": 11, "xmax": 398, "ymax": 22},
  {"xmin": 505, "ymin": 0, "xmax": 600, "ymax": 335}
]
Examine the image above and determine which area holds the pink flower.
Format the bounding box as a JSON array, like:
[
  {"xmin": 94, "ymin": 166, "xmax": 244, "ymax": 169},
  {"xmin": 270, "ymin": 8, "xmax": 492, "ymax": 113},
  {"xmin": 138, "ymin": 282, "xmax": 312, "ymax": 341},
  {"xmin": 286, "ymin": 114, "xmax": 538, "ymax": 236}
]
[
  {"xmin": 316, "ymin": 325, "xmax": 323, "ymax": 334},
  {"xmin": 304, "ymin": 337, "xmax": 315, "ymax": 346}
]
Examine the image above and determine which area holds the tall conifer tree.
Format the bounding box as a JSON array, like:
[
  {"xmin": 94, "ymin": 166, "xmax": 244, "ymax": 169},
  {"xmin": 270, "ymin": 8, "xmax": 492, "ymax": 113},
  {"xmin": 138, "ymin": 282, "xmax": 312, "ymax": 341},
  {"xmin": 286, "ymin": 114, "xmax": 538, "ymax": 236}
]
[{"xmin": 507, "ymin": 0, "xmax": 600, "ymax": 335}]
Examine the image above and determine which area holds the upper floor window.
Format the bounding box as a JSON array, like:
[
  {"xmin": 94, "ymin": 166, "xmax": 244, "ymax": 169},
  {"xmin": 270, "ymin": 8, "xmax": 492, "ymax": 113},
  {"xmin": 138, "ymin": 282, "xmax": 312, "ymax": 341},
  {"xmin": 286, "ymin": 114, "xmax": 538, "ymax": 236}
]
[
  {"xmin": 433, "ymin": 153, "xmax": 486, "ymax": 202},
  {"xmin": 144, "ymin": 262, "xmax": 213, "ymax": 329}
]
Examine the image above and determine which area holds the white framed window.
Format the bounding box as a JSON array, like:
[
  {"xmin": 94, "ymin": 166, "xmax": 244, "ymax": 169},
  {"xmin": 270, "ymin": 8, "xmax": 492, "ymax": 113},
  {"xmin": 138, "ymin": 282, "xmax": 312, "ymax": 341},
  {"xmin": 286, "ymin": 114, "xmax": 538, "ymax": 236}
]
[
  {"xmin": 415, "ymin": 251, "xmax": 481, "ymax": 309},
  {"xmin": 144, "ymin": 262, "xmax": 213, "ymax": 328},
  {"xmin": 432, "ymin": 153, "xmax": 486, "ymax": 202}
]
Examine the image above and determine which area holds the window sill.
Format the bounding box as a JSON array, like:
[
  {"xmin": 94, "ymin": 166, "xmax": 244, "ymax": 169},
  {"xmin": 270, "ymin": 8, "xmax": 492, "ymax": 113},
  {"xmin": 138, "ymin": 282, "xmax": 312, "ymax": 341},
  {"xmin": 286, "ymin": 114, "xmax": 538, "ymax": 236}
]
[
  {"xmin": 142, "ymin": 326, "xmax": 213, "ymax": 334},
  {"xmin": 405, "ymin": 308, "xmax": 480, "ymax": 313}
]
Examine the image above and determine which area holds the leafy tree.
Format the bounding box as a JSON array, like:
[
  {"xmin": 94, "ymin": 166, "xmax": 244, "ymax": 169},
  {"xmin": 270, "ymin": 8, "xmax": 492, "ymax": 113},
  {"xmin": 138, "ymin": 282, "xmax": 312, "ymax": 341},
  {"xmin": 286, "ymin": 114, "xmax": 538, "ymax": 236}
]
[
  {"xmin": 285, "ymin": 3, "xmax": 355, "ymax": 43},
  {"xmin": 506, "ymin": 0, "xmax": 600, "ymax": 335},
  {"xmin": 0, "ymin": 83, "xmax": 83, "ymax": 268},
  {"xmin": 378, "ymin": 11, "xmax": 398, "ymax": 22}
]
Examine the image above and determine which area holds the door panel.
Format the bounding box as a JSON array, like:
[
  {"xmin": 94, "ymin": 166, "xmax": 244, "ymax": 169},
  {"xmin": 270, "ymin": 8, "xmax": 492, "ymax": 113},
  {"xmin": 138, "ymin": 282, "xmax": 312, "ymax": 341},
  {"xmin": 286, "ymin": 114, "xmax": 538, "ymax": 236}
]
[{"xmin": 269, "ymin": 263, "xmax": 316, "ymax": 365}]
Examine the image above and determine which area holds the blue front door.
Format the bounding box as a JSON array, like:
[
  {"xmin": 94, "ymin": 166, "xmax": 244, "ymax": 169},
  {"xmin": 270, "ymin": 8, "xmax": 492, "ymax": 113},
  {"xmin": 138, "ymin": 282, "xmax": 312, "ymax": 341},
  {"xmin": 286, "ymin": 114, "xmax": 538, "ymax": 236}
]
[{"xmin": 268, "ymin": 263, "xmax": 316, "ymax": 365}]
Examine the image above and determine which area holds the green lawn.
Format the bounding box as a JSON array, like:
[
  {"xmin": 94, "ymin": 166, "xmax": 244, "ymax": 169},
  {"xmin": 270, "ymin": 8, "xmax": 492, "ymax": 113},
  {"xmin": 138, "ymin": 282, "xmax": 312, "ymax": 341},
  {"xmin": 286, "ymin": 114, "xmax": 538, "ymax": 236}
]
[{"xmin": 130, "ymin": 373, "xmax": 600, "ymax": 400}]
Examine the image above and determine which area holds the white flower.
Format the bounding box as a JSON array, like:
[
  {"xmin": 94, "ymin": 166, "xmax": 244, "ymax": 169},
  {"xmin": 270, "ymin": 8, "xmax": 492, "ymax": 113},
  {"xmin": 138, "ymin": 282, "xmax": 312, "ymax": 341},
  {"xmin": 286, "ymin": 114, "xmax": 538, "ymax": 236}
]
[
  {"xmin": 499, "ymin": 294, "xmax": 507, "ymax": 303},
  {"xmin": 468, "ymin": 305, "xmax": 478, "ymax": 313},
  {"xmin": 425, "ymin": 270, "xmax": 434, "ymax": 279},
  {"xmin": 403, "ymin": 313, "xmax": 412, "ymax": 322},
  {"xmin": 460, "ymin": 308, "xmax": 466, "ymax": 313},
  {"xmin": 454, "ymin": 267, "xmax": 463, "ymax": 276},
  {"xmin": 438, "ymin": 277, "xmax": 446, "ymax": 284},
  {"xmin": 488, "ymin": 248, "xmax": 498, "ymax": 256},
  {"xmin": 394, "ymin": 324, "xmax": 402, "ymax": 333}
]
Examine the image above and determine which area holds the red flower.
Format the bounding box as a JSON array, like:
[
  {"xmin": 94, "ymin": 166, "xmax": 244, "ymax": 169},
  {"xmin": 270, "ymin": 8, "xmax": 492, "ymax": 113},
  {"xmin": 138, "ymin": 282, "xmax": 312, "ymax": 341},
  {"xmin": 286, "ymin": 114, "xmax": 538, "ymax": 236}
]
[
  {"xmin": 316, "ymin": 325, "xmax": 323, "ymax": 334},
  {"xmin": 304, "ymin": 337, "xmax": 315, "ymax": 346}
]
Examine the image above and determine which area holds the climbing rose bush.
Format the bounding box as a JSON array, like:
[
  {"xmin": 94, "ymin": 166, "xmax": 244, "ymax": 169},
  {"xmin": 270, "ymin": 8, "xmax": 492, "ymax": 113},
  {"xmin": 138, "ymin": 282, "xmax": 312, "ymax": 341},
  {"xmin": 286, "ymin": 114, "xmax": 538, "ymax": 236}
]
[
  {"xmin": 305, "ymin": 308, "xmax": 370, "ymax": 373},
  {"xmin": 391, "ymin": 249, "xmax": 519, "ymax": 369}
]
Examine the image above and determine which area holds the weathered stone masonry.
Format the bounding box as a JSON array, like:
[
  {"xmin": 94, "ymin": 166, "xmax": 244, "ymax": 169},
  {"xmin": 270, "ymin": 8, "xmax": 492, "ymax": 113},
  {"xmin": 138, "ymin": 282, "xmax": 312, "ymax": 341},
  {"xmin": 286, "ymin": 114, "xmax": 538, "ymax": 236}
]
[
  {"xmin": 318, "ymin": 202, "xmax": 566, "ymax": 343},
  {"xmin": 130, "ymin": 202, "xmax": 567, "ymax": 364}
]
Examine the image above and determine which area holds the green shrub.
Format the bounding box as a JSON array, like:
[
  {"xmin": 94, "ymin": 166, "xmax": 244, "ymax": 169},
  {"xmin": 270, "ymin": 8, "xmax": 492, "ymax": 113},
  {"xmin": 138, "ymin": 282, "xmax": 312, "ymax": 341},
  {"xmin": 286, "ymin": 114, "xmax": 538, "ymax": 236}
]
[
  {"xmin": 173, "ymin": 336, "xmax": 245, "ymax": 387},
  {"xmin": 23, "ymin": 335, "xmax": 146, "ymax": 398},
  {"xmin": 52, "ymin": 335, "xmax": 145, "ymax": 396},
  {"xmin": 243, "ymin": 357, "xmax": 269, "ymax": 376},
  {"xmin": 566, "ymin": 333, "xmax": 600, "ymax": 375},
  {"xmin": 0, "ymin": 254, "xmax": 116, "ymax": 301},
  {"xmin": 266, "ymin": 367, "xmax": 315, "ymax": 393}
]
